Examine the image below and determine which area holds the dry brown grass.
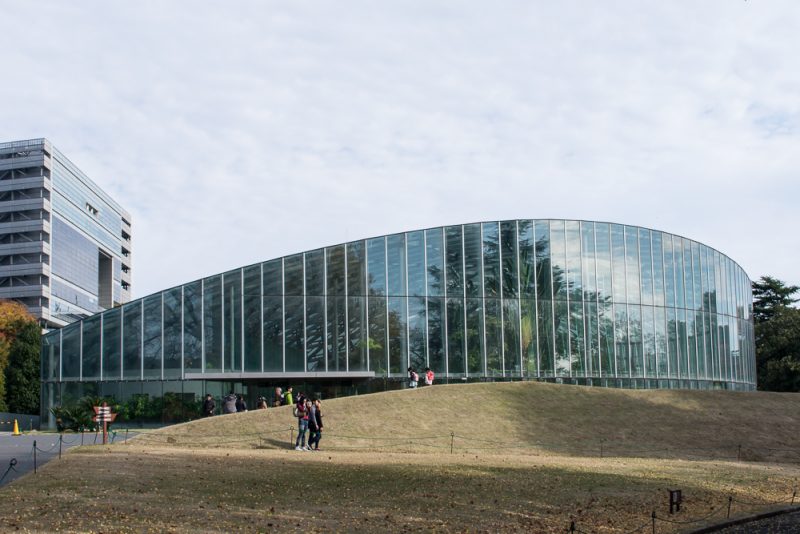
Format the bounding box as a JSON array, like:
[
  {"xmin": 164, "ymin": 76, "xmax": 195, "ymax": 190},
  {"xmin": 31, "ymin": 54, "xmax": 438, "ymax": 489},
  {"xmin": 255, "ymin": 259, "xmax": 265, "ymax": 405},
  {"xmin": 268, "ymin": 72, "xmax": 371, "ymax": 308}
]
[{"xmin": 3, "ymin": 381, "xmax": 800, "ymax": 533}]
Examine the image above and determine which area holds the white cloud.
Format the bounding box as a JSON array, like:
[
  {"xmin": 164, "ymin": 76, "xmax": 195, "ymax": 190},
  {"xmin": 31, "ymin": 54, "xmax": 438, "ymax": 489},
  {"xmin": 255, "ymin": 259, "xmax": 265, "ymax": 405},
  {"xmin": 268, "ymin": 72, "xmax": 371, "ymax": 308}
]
[{"xmin": 0, "ymin": 0, "xmax": 798, "ymax": 296}]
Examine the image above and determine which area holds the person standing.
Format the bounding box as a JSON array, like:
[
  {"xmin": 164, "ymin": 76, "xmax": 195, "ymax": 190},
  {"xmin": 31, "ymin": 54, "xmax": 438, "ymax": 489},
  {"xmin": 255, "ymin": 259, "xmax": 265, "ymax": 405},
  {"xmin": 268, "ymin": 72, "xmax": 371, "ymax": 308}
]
[
  {"xmin": 273, "ymin": 387, "xmax": 283, "ymax": 407},
  {"xmin": 307, "ymin": 398, "xmax": 319, "ymax": 451},
  {"xmin": 294, "ymin": 395, "xmax": 309, "ymax": 451},
  {"xmin": 408, "ymin": 367, "xmax": 419, "ymax": 388},
  {"xmin": 311, "ymin": 399, "xmax": 323, "ymax": 451},
  {"xmin": 202, "ymin": 394, "xmax": 216, "ymax": 417},
  {"xmin": 235, "ymin": 395, "xmax": 247, "ymax": 412},
  {"xmin": 284, "ymin": 387, "xmax": 294, "ymax": 406},
  {"xmin": 424, "ymin": 367, "xmax": 434, "ymax": 386},
  {"xmin": 222, "ymin": 391, "xmax": 237, "ymax": 414}
]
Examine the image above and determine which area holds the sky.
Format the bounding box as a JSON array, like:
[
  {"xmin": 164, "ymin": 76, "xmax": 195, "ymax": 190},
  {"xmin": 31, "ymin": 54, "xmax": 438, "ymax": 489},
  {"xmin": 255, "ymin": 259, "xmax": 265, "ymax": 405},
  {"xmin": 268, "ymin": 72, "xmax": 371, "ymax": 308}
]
[{"xmin": 1, "ymin": 1, "xmax": 798, "ymax": 298}]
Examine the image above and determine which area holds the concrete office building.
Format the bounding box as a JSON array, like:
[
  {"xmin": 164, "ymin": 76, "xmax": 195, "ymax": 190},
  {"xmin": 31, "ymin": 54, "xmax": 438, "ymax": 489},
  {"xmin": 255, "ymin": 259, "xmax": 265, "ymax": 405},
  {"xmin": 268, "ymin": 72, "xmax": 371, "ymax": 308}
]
[
  {"xmin": 0, "ymin": 138, "xmax": 132, "ymax": 327},
  {"xmin": 40, "ymin": 220, "xmax": 755, "ymax": 427}
]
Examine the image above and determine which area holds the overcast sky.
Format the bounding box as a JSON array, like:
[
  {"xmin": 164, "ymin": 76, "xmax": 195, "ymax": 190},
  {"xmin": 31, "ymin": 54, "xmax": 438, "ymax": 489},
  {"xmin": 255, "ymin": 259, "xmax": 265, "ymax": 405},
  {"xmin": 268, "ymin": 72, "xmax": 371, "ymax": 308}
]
[{"xmin": 1, "ymin": 1, "xmax": 798, "ymax": 298}]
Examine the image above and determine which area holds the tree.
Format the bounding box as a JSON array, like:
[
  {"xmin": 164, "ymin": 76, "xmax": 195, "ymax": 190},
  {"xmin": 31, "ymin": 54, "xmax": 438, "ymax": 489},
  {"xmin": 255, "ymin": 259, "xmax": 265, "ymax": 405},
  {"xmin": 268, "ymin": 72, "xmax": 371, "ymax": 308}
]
[
  {"xmin": 752, "ymin": 276, "xmax": 799, "ymax": 324},
  {"xmin": 0, "ymin": 299, "xmax": 37, "ymax": 412},
  {"xmin": 752, "ymin": 276, "xmax": 800, "ymax": 391},
  {"xmin": 5, "ymin": 320, "xmax": 41, "ymax": 414}
]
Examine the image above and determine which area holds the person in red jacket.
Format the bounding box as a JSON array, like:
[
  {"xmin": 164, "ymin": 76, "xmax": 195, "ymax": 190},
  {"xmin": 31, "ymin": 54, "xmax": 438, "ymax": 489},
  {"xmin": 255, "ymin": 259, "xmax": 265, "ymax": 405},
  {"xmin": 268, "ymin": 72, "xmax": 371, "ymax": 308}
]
[{"xmin": 424, "ymin": 367, "xmax": 434, "ymax": 386}]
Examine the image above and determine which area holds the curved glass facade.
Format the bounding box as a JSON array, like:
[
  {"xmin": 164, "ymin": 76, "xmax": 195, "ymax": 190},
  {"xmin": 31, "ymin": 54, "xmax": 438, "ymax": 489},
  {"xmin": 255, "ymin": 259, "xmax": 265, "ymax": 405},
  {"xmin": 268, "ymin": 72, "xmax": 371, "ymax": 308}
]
[{"xmin": 41, "ymin": 220, "xmax": 756, "ymax": 425}]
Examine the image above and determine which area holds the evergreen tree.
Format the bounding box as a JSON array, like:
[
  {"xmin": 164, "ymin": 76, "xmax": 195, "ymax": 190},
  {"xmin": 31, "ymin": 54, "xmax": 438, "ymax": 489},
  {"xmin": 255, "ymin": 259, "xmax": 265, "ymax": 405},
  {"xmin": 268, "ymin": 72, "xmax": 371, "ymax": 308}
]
[
  {"xmin": 5, "ymin": 320, "xmax": 41, "ymax": 414},
  {"xmin": 752, "ymin": 276, "xmax": 800, "ymax": 391},
  {"xmin": 752, "ymin": 276, "xmax": 799, "ymax": 324}
]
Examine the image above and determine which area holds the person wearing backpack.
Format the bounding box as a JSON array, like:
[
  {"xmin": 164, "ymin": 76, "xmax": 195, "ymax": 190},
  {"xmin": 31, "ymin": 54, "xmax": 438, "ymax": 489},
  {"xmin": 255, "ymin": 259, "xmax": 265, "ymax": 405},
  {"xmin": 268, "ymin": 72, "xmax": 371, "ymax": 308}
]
[
  {"xmin": 424, "ymin": 367, "xmax": 434, "ymax": 386},
  {"xmin": 294, "ymin": 394, "xmax": 309, "ymax": 451},
  {"xmin": 408, "ymin": 367, "xmax": 418, "ymax": 388}
]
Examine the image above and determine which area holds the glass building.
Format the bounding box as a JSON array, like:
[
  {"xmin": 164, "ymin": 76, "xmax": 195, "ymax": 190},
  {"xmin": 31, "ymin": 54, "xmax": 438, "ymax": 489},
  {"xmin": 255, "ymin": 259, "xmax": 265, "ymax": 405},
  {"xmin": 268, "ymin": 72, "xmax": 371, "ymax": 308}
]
[
  {"xmin": 40, "ymin": 220, "xmax": 755, "ymax": 427},
  {"xmin": 0, "ymin": 138, "xmax": 132, "ymax": 327}
]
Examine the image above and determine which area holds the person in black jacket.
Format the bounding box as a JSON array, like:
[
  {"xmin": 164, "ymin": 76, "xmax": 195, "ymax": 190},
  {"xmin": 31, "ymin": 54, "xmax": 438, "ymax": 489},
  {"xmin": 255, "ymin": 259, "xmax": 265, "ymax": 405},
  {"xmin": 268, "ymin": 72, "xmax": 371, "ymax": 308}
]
[
  {"xmin": 308, "ymin": 399, "xmax": 324, "ymax": 451},
  {"xmin": 235, "ymin": 395, "xmax": 247, "ymax": 413},
  {"xmin": 202, "ymin": 394, "xmax": 215, "ymax": 417}
]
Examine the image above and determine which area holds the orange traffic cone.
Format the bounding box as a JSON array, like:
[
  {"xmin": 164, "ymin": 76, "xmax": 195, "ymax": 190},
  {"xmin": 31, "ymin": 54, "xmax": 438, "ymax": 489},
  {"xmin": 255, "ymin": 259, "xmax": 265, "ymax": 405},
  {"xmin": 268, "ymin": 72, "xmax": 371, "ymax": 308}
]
[{"xmin": 12, "ymin": 418, "xmax": 21, "ymax": 436}]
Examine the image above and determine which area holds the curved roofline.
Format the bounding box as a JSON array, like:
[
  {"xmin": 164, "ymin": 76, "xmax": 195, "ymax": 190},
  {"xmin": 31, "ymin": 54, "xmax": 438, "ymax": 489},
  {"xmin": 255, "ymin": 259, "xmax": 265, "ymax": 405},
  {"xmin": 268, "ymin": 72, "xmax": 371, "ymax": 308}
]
[{"xmin": 60, "ymin": 218, "xmax": 752, "ymax": 329}]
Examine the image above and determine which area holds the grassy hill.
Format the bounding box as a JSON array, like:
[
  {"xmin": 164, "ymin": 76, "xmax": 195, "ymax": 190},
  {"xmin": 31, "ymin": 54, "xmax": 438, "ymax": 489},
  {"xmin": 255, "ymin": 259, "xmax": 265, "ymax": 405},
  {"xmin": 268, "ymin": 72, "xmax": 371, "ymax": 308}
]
[
  {"xmin": 144, "ymin": 381, "xmax": 800, "ymax": 461},
  {"xmin": 4, "ymin": 382, "xmax": 800, "ymax": 533}
]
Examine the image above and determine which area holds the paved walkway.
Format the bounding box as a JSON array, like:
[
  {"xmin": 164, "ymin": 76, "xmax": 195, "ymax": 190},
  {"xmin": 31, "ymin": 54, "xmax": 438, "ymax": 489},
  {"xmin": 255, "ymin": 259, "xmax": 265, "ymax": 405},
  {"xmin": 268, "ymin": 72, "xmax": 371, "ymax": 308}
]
[
  {"xmin": 0, "ymin": 432, "xmax": 90, "ymax": 486},
  {"xmin": 715, "ymin": 509, "xmax": 800, "ymax": 533}
]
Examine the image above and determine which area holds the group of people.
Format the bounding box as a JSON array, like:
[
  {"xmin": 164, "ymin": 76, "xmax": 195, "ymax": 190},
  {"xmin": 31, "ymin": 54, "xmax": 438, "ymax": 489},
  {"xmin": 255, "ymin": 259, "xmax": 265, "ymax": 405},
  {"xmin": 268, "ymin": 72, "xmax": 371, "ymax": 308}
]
[
  {"xmin": 291, "ymin": 392, "xmax": 323, "ymax": 451},
  {"xmin": 407, "ymin": 366, "xmax": 435, "ymax": 388},
  {"xmin": 202, "ymin": 392, "xmax": 252, "ymax": 416}
]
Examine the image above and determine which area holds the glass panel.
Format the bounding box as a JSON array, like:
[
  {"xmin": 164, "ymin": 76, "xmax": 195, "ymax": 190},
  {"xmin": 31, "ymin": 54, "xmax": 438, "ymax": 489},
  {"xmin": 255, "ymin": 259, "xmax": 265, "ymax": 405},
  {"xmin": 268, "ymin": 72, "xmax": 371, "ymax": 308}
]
[
  {"xmin": 426, "ymin": 228, "xmax": 444, "ymax": 297},
  {"xmin": 445, "ymin": 225, "xmax": 463, "ymax": 297},
  {"xmin": 62, "ymin": 323, "xmax": 81, "ymax": 379},
  {"xmin": 581, "ymin": 222, "xmax": 596, "ymax": 299},
  {"xmin": 565, "ymin": 220, "xmax": 581, "ymax": 300},
  {"xmin": 463, "ymin": 223, "xmax": 483, "ymax": 298},
  {"xmin": 623, "ymin": 227, "xmax": 641, "ymax": 306},
  {"xmin": 387, "ymin": 234, "xmax": 407, "ymax": 297},
  {"xmin": 305, "ymin": 249, "xmax": 325, "ymax": 296},
  {"xmin": 164, "ymin": 287, "xmax": 182, "ymax": 378},
  {"xmin": 569, "ymin": 300, "xmax": 584, "ymax": 376},
  {"xmin": 639, "ymin": 229, "xmax": 653, "ymax": 306},
  {"xmin": 599, "ymin": 298, "xmax": 614, "ymax": 377},
  {"xmin": 348, "ymin": 296, "xmax": 367, "ymax": 371},
  {"xmin": 518, "ymin": 220, "xmax": 535, "ymax": 299},
  {"xmin": 327, "ymin": 296, "xmax": 347, "ymax": 371},
  {"xmin": 591, "ymin": 224, "xmax": 610, "ymax": 306},
  {"xmin": 554, "ymin": 298, "xmax": 569, "ymax": 376},
  {"xmin": 504, "ymin": 298, "xmax": 520, "ymax": 376},
  {"xmin": 367, "ymin": 238, "xmax": 386, "ymax": 296},
  {"xmin": 243, "ymin": 265, "xmax": 261, "ymax": 372},
  {"xmin": 123, "ymin": 301, "xmax": 142, "ymax": 379},
  {"xmin": 667, "ymin": 307, "xmax": 678, "ymax": 378},
  {"xmin": 642, "ymin": 305, "xmax": 656, "ymax": 377},
  {"xmin": 483, "ymin": 222, "xmax": 500, "ymax": 298},
  {"xmin": 687, "ymin": 310, "xmax": 698, "ymax": 378},
  {"xmin": 447, "ymin": 298, "xmax": 465, "ymax": 375},
  {"xmin": 500, "ymin": 221, "xmax": 517, "ymax": 299},
  {"xmin": 101, "ymin": 308, "xmax": 121, "ymax": 379},
  {"xmin": 368, "ymin": 296, "xmax": 387, "ymax": 374},
  {"xmin": 535, "ymin": 220, "xmax": 553, "ymax": 377},
  {"xmin": 663, "ymin": 236, "xmax": 676, "ymax": 308},
  {"xmin": 485, "ymin": 298, "xmax": 502, "ymax": 376},
  {"xmin": 628, "ymin": 304, "xmax": 643, "ymax": 377},
  {"xmin": 651, "ymin": 232, "xmax": 665, "ymax": 307},
  {"xmin": 143, "ymin": 294, "xmax": 162, "ymax": 379},
  {"xmin": 347, "ymin": 242, "xmax": 366, "ymax": 297},
  {"xmin": 466, "ymin": 298, "xmax": 485, "ymax": 376},
  {"xmin": 391, "ymin": 296, "xmax": 410, "ymax": 373},
  {"xmin": 520, "ymin": 298, "xmax": 537, "ymax": 376},
  {"xmin": 408, "ymin": 298, "xmax": 428, "ymax": 371},
  {"xmin": 285, "ymin": 296, "xmax": 304, "ymax": 372},
  {"xmin": 692, "ymin": 242, "xmax": 702, "ymax": 312},
  {"xmin": 82, "ymin": 315, "xmax": 101, "ymax": 379},
  {"xmin": 203, "ymin": 276, "xmax": 222, "ymax": 371},
  {"xmin": 284, "ymin": 254, "xmax": 303, "ymax": 296},
  {"xmin": 674, "ymin": 238, "xmax": 686, "ymax": 309},
  {"xmin": 183, "ymin": 281, "xmax": 202, "ymax": 373},
  {"xmin": 223, "ymin": 270, "xmax": 242, "ymax": 372},
  {"xmin": 306, "ymin": 296, "xmax": 325, "ymax": 371},
  {"xmin": 611, "ymin": 224, "xmax": 626, "ymax": 304},
  {"xmin": 407, "ymin": 231, "xmax": 425, "ymax": 297},
  {"xmin": 585, "ymin": 301, "xmax": 599, "ymax": 376},
  {"xmin": 263, "ymin": 295, "xmax": 283, "ymax": 372},
  {"xmin": 655, "ymin": 306, "xmax": 667, "ymax": 377},
  {"xmin": 678, "ymin": 308, "xmax": 688, "ymax": 378},
  {"xmin": 614, "ymin": 304, "xmax": 629, "ymax": 377},
  {"xmin": 550, "ymin": 220, "xmax": 567, "ymax": 301},
  {"xmin": 427, "ymin": 297, "xmax": 445, "ymax": 373}
]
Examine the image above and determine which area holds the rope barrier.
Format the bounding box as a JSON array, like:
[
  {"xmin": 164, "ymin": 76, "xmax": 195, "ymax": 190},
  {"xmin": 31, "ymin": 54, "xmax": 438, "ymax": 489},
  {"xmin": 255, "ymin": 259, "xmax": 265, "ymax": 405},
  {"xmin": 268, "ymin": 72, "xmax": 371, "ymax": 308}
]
[{"xmin": 0, "ymin": 458, "xmax": 17, "ymax": 485}]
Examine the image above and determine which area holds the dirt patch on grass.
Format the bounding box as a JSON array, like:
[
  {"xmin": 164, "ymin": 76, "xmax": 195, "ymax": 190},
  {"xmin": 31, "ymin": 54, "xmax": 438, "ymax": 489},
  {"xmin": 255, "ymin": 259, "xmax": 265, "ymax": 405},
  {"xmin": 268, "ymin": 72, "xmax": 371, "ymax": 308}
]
[{"xmin": 2, "ymin": 444, "xmax": 798, "ymax": 533}]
